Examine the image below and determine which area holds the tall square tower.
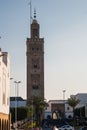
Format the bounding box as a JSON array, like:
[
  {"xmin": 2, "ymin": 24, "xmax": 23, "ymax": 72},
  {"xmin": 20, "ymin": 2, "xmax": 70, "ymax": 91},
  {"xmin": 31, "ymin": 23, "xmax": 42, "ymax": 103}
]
[{"xmin": 26, "ymin": 14, "xmax": 44, "ymax": 100}]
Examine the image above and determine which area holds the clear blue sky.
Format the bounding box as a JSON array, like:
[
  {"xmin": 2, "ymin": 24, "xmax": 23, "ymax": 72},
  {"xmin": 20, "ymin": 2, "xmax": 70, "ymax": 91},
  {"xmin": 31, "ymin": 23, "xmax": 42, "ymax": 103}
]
[{"xmin": 0, "ymin": 0, "xmax": 87, "ymax": 100}]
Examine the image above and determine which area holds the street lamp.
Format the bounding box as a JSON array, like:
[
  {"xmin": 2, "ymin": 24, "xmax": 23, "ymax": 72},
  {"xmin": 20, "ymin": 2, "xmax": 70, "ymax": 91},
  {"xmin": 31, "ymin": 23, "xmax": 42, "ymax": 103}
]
[
  {"xmin": 63, "ymin": 90, "xmax": 66, "ymax": 118},
  {"xmin": 14, "ymin": 81, "xmax": 21, "ymax": 129},
  {"xmin": 10, "ymin": 78, "xmax": 13, "ymax": 80},
  {"xmin": 9, "ymin": 77, "xmax": 13, "ymax": 129},
  {"xmin": 63, "ymin": 90, "xmax": 66, "ymax": 101}
]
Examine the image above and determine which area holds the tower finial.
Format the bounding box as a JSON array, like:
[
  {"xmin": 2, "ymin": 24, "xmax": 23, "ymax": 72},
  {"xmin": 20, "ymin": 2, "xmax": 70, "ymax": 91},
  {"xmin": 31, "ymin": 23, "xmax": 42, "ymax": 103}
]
[
  {"xmin": 28, "ymin": 0, "xmax": 32, "ymax": 24},
  {"xmin": 34, "ymin": 8, "xmax": 36, "ymax": 19}
]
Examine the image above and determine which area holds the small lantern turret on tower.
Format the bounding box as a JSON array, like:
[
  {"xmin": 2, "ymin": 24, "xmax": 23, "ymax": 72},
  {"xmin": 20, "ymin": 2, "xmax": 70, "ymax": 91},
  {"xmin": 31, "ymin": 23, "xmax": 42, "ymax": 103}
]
[{"xmin": 31, "ymin": 9, "xmax": 40, "ymax": 38}]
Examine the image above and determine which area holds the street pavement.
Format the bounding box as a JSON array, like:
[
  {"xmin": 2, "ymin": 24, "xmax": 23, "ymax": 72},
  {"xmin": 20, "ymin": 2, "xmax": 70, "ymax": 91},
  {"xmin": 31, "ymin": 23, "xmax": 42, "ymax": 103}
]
[{"xmin": 42, "ymin": 128, "xmax": 52, "ymax": 130}]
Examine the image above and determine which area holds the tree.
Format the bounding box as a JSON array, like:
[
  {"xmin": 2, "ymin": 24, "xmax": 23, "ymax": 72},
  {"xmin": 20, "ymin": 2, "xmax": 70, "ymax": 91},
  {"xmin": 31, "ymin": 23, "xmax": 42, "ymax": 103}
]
[
  {"xmin": 67, "ymin": 96, "xmax": 80, "ymax": 125},
  {"xmin": 27, "ymin": 105, "xmax": 34, "ymax": 120},
  {"xmin": 67, "ymin": 96, "xmax": 80, "ymax": 110},
  {"xmin": 10, "ymin": 107, "xmax": 28, "ymax": 123},
  {"xmin": 27, "ymin": 96, "xmax": 48, "ymax": 127}
]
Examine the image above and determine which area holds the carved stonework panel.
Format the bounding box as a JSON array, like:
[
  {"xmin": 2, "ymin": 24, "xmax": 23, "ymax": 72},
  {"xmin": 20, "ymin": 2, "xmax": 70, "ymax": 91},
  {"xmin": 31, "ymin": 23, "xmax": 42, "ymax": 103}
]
[
  {"xmin": 32, "ymin": 88, "xmax": 39, "ymax": 96},
  {"xmin": 31, "ymin": 74, "xmax": 40, "ymax": 96},
  {"xmin": 31, "ymin": 74, "xmax": 40, "ymax": 84},
  {"xmin": 29, "ymin": 44, "xmax": 42, "ymax": 54},
  {"xmin": 31, "ymin": 58, "xmax": 40, "ymax": 69}
]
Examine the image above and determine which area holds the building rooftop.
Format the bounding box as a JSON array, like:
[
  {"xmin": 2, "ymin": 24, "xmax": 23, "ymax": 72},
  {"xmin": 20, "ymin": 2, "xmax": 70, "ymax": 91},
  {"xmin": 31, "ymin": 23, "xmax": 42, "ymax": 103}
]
[{"xmin": 10, "ymin": 96, "xmax": 26, "ymax": 101}]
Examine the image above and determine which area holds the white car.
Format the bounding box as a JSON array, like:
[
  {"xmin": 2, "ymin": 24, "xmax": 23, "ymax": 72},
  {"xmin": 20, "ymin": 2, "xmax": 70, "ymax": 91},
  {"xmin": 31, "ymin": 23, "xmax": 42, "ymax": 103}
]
[{"xmin": 58, "ymin": 125, "xmax": 74, "ymax": 130}]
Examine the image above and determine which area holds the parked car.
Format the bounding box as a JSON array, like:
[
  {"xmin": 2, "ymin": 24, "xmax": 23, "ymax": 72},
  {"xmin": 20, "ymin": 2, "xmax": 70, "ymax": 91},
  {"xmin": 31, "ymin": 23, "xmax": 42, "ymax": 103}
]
[
  {"xmin": 58, "ymin": 125, "xmax": 74, "ymax": 130},
  {"xmin": 79, "ymin": 126, "xmax": 87, "ymax": 130}
]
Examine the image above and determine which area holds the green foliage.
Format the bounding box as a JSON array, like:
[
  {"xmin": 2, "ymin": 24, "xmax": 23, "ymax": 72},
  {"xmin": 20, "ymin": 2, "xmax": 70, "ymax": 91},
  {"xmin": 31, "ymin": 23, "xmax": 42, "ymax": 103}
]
[
  {"xmin": 75, "ymin": 106, "xmax": 85, "ymax": 117},
  {"xmin": 67, "ymin": 96, "xmax": 80, "ymax": 109},
  {"xmin": 27, "ymin": 96, "xmax": 48, "ymax": 126},
  {"xmin": 67, "ymin": 96, "xmax": 80, "ymax": 126},
  {"xmin": 10, "ymin": 96, "xmax": 48, "ymax": 127},
  {"xmin": 27, "ymin": 105, "xmax": 34, "ymax": 119},
  {"xmin": 10, "ymin": 108, "xmax": 15, "ymax": 122},
  {"xmin": 10, "ymin": 107, "xmax": 28, "ymax": 122},
  {"xmin": 17, "ymin": 107, "xmax": 28, "ymax": 120},
  {"xmin": 27, "ymin": 121, "xmax": 37, "ymax": 128}
]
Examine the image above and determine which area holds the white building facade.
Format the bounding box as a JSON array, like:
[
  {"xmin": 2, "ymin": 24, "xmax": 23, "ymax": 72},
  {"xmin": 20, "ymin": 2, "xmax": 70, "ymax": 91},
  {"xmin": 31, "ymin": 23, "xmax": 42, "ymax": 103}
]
[
  {"xmin": 75, "ymin": 93, "xmax": 87, "ymax": 104},
  {"xmin": 75, "ymin": 93, "xmax": 87, "ymax": 118},
  {"xmin": 0, "ymin": 49, "xmax": 10, "ymax": 130},
  {"xmin": 44, "ymin": 100, "xmax": 73, "ymax": 119}
]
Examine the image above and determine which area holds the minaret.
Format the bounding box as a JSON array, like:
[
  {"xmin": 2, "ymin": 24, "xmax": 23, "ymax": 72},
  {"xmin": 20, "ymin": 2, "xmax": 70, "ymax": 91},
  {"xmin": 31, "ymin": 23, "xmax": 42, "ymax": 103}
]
[{"xmin": 26, "ymin": 10, "xmax": 44, "ymax": 100}]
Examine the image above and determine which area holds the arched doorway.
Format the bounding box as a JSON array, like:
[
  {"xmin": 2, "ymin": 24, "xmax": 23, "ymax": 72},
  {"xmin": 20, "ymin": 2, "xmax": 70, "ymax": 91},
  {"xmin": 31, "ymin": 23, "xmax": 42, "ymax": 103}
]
[{"xmin": 52, "ymin": 111, "xmax": 58, "ymax": 119}]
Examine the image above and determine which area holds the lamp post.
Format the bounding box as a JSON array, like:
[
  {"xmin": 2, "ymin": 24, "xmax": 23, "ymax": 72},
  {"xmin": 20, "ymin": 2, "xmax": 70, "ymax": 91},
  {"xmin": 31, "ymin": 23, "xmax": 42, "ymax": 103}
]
[
  {"xmin": 14, "ymin": 81, "xmax": 21, "ymax": 129},
  {"xmin": 63, "ymin": 90, "xmax": 66, "ymax": 119},
  {"xmin": 9, "ymin": 77, "xmax": 13, "ymax": 129}
]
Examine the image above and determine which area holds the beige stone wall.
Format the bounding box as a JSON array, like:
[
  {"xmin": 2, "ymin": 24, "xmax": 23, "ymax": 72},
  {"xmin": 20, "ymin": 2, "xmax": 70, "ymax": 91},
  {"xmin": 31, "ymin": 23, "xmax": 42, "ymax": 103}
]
[
  {"xmin": 0, "ymin": 112, "xmax": 10, "ymax": 130},
  {"xmin": 0, "ymin": 49, "xmax": 10, "ymax": 130},
  {"xmin": 0, "ymin": 51, "xmax": 10, "ymax": 114}
]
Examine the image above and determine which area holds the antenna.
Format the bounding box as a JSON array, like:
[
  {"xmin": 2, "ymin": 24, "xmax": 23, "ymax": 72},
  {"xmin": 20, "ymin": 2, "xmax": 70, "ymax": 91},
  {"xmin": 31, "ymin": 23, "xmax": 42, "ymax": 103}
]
[{"xmin": 29, "ymin": 0, "xmax": 32, "ymax": 25}]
